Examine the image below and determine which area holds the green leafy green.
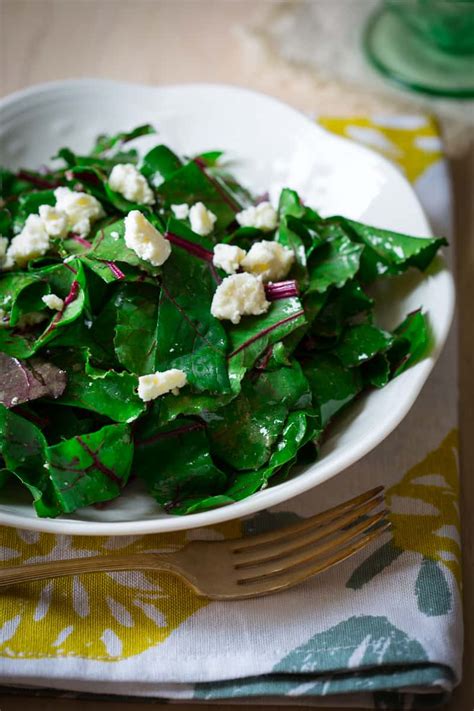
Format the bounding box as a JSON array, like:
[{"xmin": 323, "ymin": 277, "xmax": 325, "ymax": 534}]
[
  {"xmin": 205, "ymin": 362, "xmax": 312, "ymax": 470},
  {"xmin": 227, "ymin": 297, "xmax": 306, "ymax": 390},
  {"xmin": 387, "ymin": 310, "xmax": 431, "ymax": 376},
  {"xmin": 303, "ymin": 354, "xmax": 363, "ymax": 427},
  {"xmin": 307, "ymin": 231, "xmax": 364, "ymax": 293},
  {"xmin": 155, "ymin": 246, "xmax": 230, "ymax": 393},
  {"xmin": 45, "ymin": 423, "xmax": 133, "ymax": 513},
  {"xmin": 141, "ymin": 145, "xmax": 183, "ymax": 182},
  {"xmin": 133, "ymin": 418, "xmax": 227, "ymax": 509},
  {"xmin": 333, "ymin": 323, "xmax": 393, "ymax": 367},
  {"xmin": 56, "ymin": 352, "xmax": 145, "ymax": 422}
]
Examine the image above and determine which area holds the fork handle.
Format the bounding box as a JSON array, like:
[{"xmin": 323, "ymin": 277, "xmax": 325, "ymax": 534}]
[{"xmin": 0, "ymin": 552, "xmax": 179, "ymax": 587}]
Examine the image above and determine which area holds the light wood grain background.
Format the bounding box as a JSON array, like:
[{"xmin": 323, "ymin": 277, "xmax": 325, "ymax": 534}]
[{"xmin": 1, "ymin": 2, "xmax": 472, "ymax": 710}]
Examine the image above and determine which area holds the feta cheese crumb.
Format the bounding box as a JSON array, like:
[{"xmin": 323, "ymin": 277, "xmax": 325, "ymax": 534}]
[
  {"xmin": 108, "ymin": 163, "xmax": 155, "ymax": 205},
  {"xmin": 110, "ymin": 230, "xmax": 120, "ymax": 241},
  {"xmin": 171, "ymin": 203, "xmax": 190, "ymax": 220},
  {"xmin": 189, "ymin": 202, "xmax": 217, "ymax": 236},
  {"xmin": 236, "ymin": 202, "xmax": 278, "ymax": 232},
  {"xmin": 124, "ymin": 210, "xmax": 171, "ymax": 266},
  {"xmin": 11, "ymin": 396, "xmax": 19, "ymax": 406},
  {"xmin": 241, "ymin": 240, "xmax": 294, "ymax": 282},
  {"xmin": 42, "ymin": 293, "xmax": 64, "ymax": 311},
  {"xmin": 54, "ymin": 187, "xmax": 105, "ymax": 236},
  {"xmin": 213, "ymin": 243, "xmax": 246, "ymax": 275},
  {"xmin": 5, "ymin": 215, "xmax": 50, "ymax": 267},
  {"xmin": 38, "ymin": 204, "xmax": 69, "ymax": 238},
  {"xmin": 211, "ymin": 272, "xmax": 270, "ymax": 324},
  {"xmin": 137, "ymin": 368, "xmax": 187, "ymax": 402}
]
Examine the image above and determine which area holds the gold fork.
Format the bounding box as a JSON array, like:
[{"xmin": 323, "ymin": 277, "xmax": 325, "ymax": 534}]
[{"xmin": 0, "ymin": 487, "xmax": 389, "ymax": 599}]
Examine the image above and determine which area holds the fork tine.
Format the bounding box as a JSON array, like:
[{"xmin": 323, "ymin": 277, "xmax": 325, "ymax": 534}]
[
  {"xmin": 230, "ymin": 521, "xmax": 391, "ymax": 598},
  {"xmin": 234, "ymin": 495, "xmax": 385, "ymax": 567},
  {"xmin": 232, "ymin": 486, "xmax": 384, "ymax": 552},
  {"xmin": 236, "ymin": 511, "xmax": 389, "ymax": 582}
]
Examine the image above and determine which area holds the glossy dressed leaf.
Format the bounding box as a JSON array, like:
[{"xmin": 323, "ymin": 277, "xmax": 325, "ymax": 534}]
[
  {"xmin": 277, "ymin": 189, "xmax": 323, "ymax": 274},
  {"xmin": 57, "ymin": 355, "xmax": 145, "ymax": 423},
  {"xmin": 227, "ymin": 297, "xmax": 306, "ymax": 390},
  {"xmin": 312, "ymin": 280, "xmax": 373, "ymax": 339},
  {"xmin": 333, "ymin": 323, "xmax": 393, "ymax": 367},
  {"xmin": 113, "ymin": 283, "xmax": 160, "ymax": 375},
  {"xmin": 0, "ymin": 271, "xmax": 49, "ymax": 327},
  {"xmin": 268, "ymin": 291, "xmax": 327, "ymax": 368},
  {"xmin": 0, "ymin": 353, "xmax": 67, "ymax": 408},
  {"xmin": 174, "ymin": 410, "xmax": 318, "ymax": 514},
  {"xmin": 205, "ymin": 362, "xmax": 311, "ymax": 470},
  {"xmin": 361, "ymin": 353, "xmax": 391, "ymax": 389},
  {"xmin": 388, "ymin": 310, "xmax": 431, "ymax": 376},
  {"xmin": 45, "ymin": 423, "xmax": 133, "ymax": 514},
  {"xmin": 133, "ymin": 418, "xmax": 227, "ymax": 509},
  {"xmin": 156, "ymin": 246, "xmax": 230, "ymax": 393},
  {"xmin": 34, "ymin": 260, "xmax": 88, "ymax": 349},
  {"xmin": 0, "ymin": 405, "xmax": 58, "ymax": 516},
  {"xmin": 303, "ymin": 354, "xmax": 362, "ymax": 427},
  {"xmin": 141, "ymin": 144, "xmax": 183, "ymax": 182},
  {"xmin": 307, "ymin": 232, "xmax": 364, "ymax": 294},
  {"xmin": 156, "ymin": 390, "xmax": 236, "ymax": 427},
  {"xmin": 343, "ymin": 217, "xmax": 448, "ymax": 282},
  {"xmin": 156, "ymin": 160, "xmax": 239, "ymax": 230},
  {"xmin": 0, "ymin": 260, "xmax": 88, "ymax": 358}
]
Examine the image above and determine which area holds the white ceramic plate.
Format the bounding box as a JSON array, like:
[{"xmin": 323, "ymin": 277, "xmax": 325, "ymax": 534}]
[{"xmin": 0, "ymin": 80, "xmax": 454, "ymax": 535}]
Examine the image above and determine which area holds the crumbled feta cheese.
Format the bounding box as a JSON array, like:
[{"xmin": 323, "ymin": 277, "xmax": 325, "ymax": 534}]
[
  {"xmin": 137, "ymin": 368, "xmax": 187, "ymax": 402},
  {"xmin": 124, "ymin": 210, "xmax": 171, "ymax": 266},
  {"xmin": 42, "ymin": 293, "xmax": 64, "ymax": 311},
  {"xmin": 171, "ymin": 203, "xmax": 190, "ymax": 220},
  {"xmin": 5, "ymin": 215, "xmax": 50, "ymax": 267},
  {"xmin": 236, "ymin": 202, "xmax": 278, "ymax": 232},
  {"xmin": 213, "ymin": 243, "xmax": 246, "ymax": 275},
  {"xmin": 38, "ymin": 204, "xmax": 69, "ymax": 238},
  {"xmin": 211, "ymin": 272, "xmax": 270, "ymax": 324},
  {"xmin": 241, "ymin": 240, "xmax": 294, "ymax": 282},
  {"xmin": 54, "ymin": 187, "xmax": 105, "ymax": 236},
  {"xmin": 108, "ymin": 163, "xmax": 155, "ymax": 205},
  {"xmin": 10, "ymin": 396, "xmax": 19, "ymax": 406},
  {"xmin": 189, "ymin": 202, "xmax": 217, "ymax": 236},
  {"xmin": 110, "ymin": 230, "xmax": 120, "ymax": 241}
]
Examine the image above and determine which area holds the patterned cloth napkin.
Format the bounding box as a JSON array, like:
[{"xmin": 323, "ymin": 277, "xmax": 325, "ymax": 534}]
[{"xmin": 0, "ymin": 116, "xmax": 462, "ymax": 709}]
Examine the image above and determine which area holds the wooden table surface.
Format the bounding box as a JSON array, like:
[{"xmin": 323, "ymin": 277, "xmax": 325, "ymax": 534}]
[{"xmin": 1, "ymin": 2, "xmax": 473, "ymax": 710}]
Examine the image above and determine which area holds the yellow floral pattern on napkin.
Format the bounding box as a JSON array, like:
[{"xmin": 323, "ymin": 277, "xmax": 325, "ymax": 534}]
[
  {"xmin": 387, "ymin": 430, "xmax": 461, "ymax": 590},
  {"xmin": 0, "ymin": 521, "xmax": 239, "ymax": 661}
]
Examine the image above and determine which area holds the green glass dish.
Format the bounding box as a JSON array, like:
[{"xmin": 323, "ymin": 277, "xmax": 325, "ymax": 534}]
[{"xmin": 364, "ymin": 1, "xmax": 474, "ymax": 98}]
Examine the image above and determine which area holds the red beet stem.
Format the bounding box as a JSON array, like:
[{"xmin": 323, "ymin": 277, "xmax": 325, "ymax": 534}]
[
  {"xmin": 265, "ymin": 280, "xmax": 299, "ymax": 301},
  {"xmin": 165, "ymin": 232, "xmax": 213, "ymax": 262}
]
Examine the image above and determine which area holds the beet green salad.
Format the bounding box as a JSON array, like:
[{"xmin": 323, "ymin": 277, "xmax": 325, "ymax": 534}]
[{"xmin": 0, "ymin": 125, "xmax": 447, "ymax": 518}]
